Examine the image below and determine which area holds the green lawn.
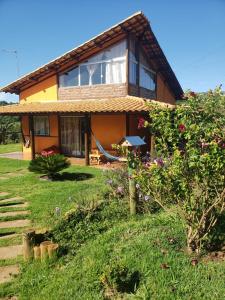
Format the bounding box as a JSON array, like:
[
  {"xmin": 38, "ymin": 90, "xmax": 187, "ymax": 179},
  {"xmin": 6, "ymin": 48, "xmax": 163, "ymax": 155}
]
[
  {"xmin": 0, "ymin": 143, "xmax": 22, "ymax": 154},
  {"xmin": 0, "ymin": 158, "xmax": 225, "ymax": 299}
]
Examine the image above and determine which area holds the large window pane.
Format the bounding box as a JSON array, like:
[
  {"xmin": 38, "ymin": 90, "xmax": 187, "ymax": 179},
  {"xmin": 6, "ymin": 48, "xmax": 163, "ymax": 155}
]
[
  {"xmin": 90, "ymin": 63, "xmax": 101, "ymax": 85},
  {"xmin": 140, "ymin": 66, "xmax": 156, "ymax": 91},
  {"xmin": 34, "ymin": 116, "xmax": 50, "ymax": 136},
  {"xmin": 59, "ymin": 67, "xmax": 78, "ymax": 87},
  {"xmin": 129, "ymin": 61, "xmax": 137, "ymax": 84},
  {"xmin": 80, "ymin": 65, "xmax": 89, "ymax": 86}
]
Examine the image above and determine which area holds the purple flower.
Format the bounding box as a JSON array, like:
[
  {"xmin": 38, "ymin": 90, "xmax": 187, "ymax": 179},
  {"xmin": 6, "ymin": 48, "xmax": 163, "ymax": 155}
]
[
  {"xmin": 144, "ymin": 195, "xmax": 150, "ymax": 201},
  {"xmin": 106, "ymin": 179, "xmax": 113, "ymax": 185},
  {"xmin": 154, "ymin": 158, "xmax": 164, "ymax": 167},
  {"xmin": 55, "ymin": 207, "xmax": 61, "ymax": 216},
  {"xmin": 117, "ymin": 186, "xmax": 124, "ymax": 194},
  {"xmin": 138, "ymin": 193, "xmax": 142, "ymax": 199},
  {"xmin": 136, "ymin": 183, "xmax": 140, "ymax": 189}
]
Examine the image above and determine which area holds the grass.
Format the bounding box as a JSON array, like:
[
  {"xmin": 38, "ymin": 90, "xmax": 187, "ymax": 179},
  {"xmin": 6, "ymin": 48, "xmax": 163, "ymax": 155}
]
[
  {"xmin": 0, "ymin": 157, "xmax": 225, "ymax": 299},
  {"xmin": 0, "ymin": 157, "xmax": 105, "ymax": 228},
  {"xmin": 0, "ymin": 143, "xmax": 22, "ymax": 154}
]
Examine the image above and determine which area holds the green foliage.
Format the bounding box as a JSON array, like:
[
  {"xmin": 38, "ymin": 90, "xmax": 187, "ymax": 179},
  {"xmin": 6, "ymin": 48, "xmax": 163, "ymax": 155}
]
[
  {"xmin": 52, "ymin": 199, "xmax": 128, "ymax": 256},
  {"xmin": 0, "ymin": 101, "xmax": 21, "ymax": 144},
  {"xmin": 28, "ymin": 154, "xmax": 71, "ymax": 178},
  {"xmin": 136, "ymin": 87, "xmax": 225, "ymax": 253}
]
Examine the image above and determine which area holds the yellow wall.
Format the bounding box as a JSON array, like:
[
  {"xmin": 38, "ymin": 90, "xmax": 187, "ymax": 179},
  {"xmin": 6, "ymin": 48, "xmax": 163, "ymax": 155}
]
[
  {"xmin": 157, "ymin": 74, "xmax": 176, "ymax": 104},
  {"xmin": 91, "ymin": 114, "xmax": 126, "ymax": 149},
  {"xmin": 19, "ymin": 75, "xmax": 58, "ymax": 103}
]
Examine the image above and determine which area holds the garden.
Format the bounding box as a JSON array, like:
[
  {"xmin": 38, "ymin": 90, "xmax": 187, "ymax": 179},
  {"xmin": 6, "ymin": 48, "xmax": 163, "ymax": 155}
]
[{"xmin": 0, "ymin": 88, "xmax": 224, "ymax": 299}]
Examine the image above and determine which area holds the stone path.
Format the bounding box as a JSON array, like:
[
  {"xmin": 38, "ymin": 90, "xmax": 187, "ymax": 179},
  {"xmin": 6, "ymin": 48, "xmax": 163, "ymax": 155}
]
[{"xmin": 0, "ymin": 191, "xmax": 31, "ymax": 286}]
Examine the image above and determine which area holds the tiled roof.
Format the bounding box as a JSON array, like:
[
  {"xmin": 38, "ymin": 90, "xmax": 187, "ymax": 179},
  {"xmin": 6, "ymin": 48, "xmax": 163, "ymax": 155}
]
[{"xmin": 0, "ymin": 97, "xmax": 153, "ymax": 115}]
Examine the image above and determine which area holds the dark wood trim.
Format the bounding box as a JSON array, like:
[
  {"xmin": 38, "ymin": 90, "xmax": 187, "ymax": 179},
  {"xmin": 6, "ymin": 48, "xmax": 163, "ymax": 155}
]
[
  {"xmin": 126, "ymin": 113, "xmax": 129, "ymax": 136},
  {"xmin": 57, "ymin": 114, "xmax": 62, "ymax": 153},
  {"xmin": 126, "ymin": 34, "xmax": 130, "ymax": 95},
  {"xmin": 84, "ymin": 114, "xmax": 90, "ymax": 166},
  {"xmin": 29, "ymin": 115, "xmax": 35, "ymax": 160},
  {"xmin": 136, "ymin": 39, "xmax": 140, "ymax": 96}
]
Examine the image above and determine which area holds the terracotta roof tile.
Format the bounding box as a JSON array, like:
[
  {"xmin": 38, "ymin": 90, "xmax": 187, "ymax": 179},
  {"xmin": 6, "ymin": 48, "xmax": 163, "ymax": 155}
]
[{"xmin": 0, "ymin": 97, "xmax": 153, "ymax": 115}]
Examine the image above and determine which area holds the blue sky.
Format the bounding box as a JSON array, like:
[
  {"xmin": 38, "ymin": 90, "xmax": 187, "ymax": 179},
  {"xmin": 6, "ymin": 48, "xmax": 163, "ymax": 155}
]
[{"xmin": 0, "ymin": 0, "xmax": 224, "ymax": 102}]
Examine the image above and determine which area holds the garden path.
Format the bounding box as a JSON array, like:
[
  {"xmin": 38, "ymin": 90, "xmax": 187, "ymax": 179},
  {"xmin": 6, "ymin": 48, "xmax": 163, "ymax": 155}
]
[{"xmin": 0, "ymin": 191, "xmax": 31, "ymax": 285}]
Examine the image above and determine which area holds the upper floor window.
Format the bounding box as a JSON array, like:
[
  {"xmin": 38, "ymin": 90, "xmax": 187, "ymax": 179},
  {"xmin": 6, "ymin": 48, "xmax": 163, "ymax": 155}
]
[
  {"xmin": 34, "ymin": 116, "xmax": 50, "ymax": 136},
  {"xmin": 129, "ymin": 39, "xmax": 138, "ymax": 85},
  {"xmin": 139, "ymin": 52, "xmax": 156, "ymax": 91},
  {"xmin": 140, "ymin": 65, "xmax": 156, "ymax": 91},
  {"xmin": 59, "ymin": 40, "xmax": 126, "ymax": 87}
]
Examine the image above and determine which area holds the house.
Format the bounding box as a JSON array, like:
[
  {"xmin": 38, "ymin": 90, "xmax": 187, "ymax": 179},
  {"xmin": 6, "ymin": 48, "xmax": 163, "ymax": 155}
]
[{"xmin": 0, "ymin": 11, "xmax": 183, "ymax": 165}]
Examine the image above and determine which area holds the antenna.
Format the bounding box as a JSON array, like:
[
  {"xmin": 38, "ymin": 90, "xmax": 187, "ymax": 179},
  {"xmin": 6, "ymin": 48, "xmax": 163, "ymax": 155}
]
[{"xmin": 1, "ymin": 49, "xmax": 20, "ymax": 77}]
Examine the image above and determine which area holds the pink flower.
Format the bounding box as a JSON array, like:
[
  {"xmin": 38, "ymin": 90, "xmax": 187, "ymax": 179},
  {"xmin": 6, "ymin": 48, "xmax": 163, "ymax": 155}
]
[
  {"xmin": 138, "ymin": 117, "xmax": 146, "ymax": 129},
  {"xmin": 178, "ymin": 124, "xmax": 186, "ymax": 132}
]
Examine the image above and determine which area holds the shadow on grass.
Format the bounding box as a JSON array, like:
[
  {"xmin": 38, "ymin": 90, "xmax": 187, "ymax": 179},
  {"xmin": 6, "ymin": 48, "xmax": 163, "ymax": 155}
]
[{"xmin": 53, "ymin": 172, "xmax": 94, "ymax": 182}]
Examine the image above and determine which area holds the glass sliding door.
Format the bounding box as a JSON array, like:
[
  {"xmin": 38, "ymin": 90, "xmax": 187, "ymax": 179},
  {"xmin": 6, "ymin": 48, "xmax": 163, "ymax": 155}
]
[{"xmin": 60, "ymin": 116, "xmax": 85, "ymax": 157}]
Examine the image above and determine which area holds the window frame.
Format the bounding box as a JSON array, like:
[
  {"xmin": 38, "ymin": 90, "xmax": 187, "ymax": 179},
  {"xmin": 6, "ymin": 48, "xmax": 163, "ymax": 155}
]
[{"xmin": 33, "ymin": 115, "xmax": 50, "ymax": 137}]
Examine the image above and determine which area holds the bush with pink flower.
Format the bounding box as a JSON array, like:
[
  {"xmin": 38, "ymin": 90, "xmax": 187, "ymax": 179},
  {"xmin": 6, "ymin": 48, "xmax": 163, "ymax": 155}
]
[{"xmin": 136, "ymin": 87, "xmax": 225, "ymax": 253}]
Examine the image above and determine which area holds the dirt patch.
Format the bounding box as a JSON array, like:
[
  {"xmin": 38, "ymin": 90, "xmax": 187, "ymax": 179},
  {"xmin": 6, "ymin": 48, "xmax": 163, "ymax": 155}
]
[
  {"xmin": 0, "ymin": 219, "xmax": 31, "ymax": 229},
  {"xmin": 0, "ymin": 264, "xmax": 19, "ymax": 284},
  {"xmin": 0, "ymin": 211, "xmax": 30, "ymax": 217},
  {"xmin": 0, "ymin": 245, "xmax": 23, "ymax": 259}
]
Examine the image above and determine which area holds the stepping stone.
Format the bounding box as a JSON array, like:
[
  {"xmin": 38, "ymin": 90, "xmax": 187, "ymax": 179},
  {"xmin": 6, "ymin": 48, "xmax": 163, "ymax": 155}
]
[
  {"xmin": 0, "ymin": 211, "xmax": 30, "ymax": 217},
  {"xmin": 0, "ymin": 219, "xmax": 31, "ymax": 229},
  {"xmin": 0, "ymin": 264, "xmax": 20, "ymax": 284},
  {"xmin": 0, "ymin": 233, "xmax": 20, "ymax": 240},
  {"xmin": 0, "ymin": 203, "xmax": 29, "ymax": 209},
  {"xmin": 0, "ymin": 192, "xmax": 9, "ymax": 197},
  {"xmin": 0, "ymin": 197, "xmax": 24, "ymax": 203},
  {"xmin": 0, "ymin": 245, "xmax": 23, "ymax": 259},
  {"xmin": 0, "ymin": 177, "xmax": 7, "ymax": 180}
]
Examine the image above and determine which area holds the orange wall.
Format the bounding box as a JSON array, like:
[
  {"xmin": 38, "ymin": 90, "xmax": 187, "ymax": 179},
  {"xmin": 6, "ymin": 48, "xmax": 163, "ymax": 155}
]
[
  {"xmin": 91, "ymin": 114, "xmax": 126, "ymax": 149},
  {"xmin": 157, "ymin": 74, "xmax": 176, "ymax": 104},
  {"xmin": 21, "ymin": 114, "xmax": 59, "ymax": 158},
  {"xmin": 19, "ymin": 75, "xmax": 58, "ymax": 103}
]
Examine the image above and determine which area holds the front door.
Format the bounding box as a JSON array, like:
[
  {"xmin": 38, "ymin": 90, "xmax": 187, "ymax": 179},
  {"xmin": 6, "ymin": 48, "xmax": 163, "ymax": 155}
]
[{"xmin": 60, "ymin": 116, "xmax": 85, "ymax": 157}]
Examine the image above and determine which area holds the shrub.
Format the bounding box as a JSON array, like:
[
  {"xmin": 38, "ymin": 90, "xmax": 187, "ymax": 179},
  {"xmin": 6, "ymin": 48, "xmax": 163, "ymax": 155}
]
[
  {"xmin": 28, "ymin": 153, "xmax": 71, "ymax": 179},
  {"xmin": 136, "ymin": 87, "xmax": 225, "ymax": 253}
]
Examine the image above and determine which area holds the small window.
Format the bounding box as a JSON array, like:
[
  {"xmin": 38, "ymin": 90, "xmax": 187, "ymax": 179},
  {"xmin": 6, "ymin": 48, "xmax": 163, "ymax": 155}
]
[{"xmin": 34, "ymin": 116, "xmax": 50, "ymax": 136}]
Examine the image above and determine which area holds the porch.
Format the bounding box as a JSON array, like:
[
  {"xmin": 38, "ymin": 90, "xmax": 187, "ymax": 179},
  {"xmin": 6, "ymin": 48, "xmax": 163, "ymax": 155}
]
[{"xmin": 0, "ymin": 97, "xmax": 151, "ymax": 165}]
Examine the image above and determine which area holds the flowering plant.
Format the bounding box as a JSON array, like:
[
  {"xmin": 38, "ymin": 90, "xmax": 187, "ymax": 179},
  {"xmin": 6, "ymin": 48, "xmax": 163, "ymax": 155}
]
[{"xmin": 136, "ymin": 87, "xmax": 225, "ymax": 253}]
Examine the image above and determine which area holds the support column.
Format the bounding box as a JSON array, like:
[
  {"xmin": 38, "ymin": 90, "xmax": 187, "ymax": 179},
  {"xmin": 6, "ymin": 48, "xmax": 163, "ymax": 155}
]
[
  {"xmin": 84, "ymin": 114, "xmax": 90, "ymax": 166},
  {"xmin": 29, "ymin": 115, "xmax": 35, "ymax": 160}
]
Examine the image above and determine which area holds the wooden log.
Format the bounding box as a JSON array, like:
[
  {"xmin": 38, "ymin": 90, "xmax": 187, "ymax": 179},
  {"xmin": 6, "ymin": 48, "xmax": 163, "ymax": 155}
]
[
  {"xmin": 47, "ymin": 243, "xmax": 59, "ymax": 259},
  {"xmin": 22, "ymin": 230, "xmax": 35, "ymax": 261},
  {"xmin": 33, "ymin": 246, "xmax": 41, "ymax": 260},
  {"xmin": 129, "ymin": 177, "xmax": 137, "ymax": 215},
  {"xmin": 40, "ymin": 241, "xmax": 52, "ymax": 261}
]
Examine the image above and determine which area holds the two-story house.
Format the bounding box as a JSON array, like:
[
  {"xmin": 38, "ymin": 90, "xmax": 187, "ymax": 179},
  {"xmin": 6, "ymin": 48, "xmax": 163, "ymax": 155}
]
[{"xmin": 0, "ymin": 12, "xmax": 183, "ymax": 165}]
